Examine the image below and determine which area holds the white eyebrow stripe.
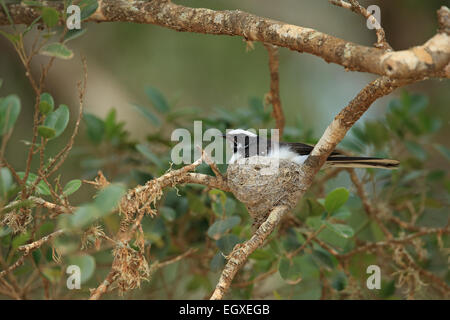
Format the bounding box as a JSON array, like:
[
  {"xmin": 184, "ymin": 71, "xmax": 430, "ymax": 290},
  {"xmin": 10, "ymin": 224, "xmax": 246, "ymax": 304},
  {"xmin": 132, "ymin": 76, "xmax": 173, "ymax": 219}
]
[{"xmin": 227, "ymin": 129, "xmax": 257, "ymax": 136}]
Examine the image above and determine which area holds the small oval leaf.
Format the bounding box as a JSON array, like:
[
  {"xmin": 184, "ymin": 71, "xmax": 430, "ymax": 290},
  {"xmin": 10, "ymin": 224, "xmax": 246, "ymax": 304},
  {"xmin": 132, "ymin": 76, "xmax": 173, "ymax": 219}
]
[
  {"xmin": 43, "ymin": 104, "xmax": 69, "ymax": 139},
  {"xmin": 38, "ymin": 125, "xmax": 56, "ymax": 139},
  {"xmin": 63, "ymin": 179, "xmax": 82, "ymax": 196},
  {"xmin": 324, "ymin": 187, "xmax": 349, "ymax": 213},
  {"xmin": 83, "ymin": 113, "xmax": 104, "ymax": 144},
  {"xmin": 39, "ymin": 92, "xmax": 54, "ymax": 115},
  {"xmin": 324, "ymin": 221, "xmax": 354, "ymax": 239},
  {"xmin": 41, "ymin": 7, "xmax": 59, "ymax": 28},
  {"xmin": 145, "ymin": 86, "xmax": 169, "ymax": 113},
  {"xmin": 40, "ymin": 42, "xmax": 74, "ymax": 60},
  {"xmin": 0, "ymin": 94, "xmax": 21, "ymax": 135}
]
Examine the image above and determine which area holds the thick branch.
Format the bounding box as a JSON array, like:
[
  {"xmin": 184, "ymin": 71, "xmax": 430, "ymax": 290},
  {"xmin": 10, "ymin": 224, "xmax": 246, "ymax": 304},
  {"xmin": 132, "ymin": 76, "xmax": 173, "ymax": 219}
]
[
  {"xmin": 210, "ymin": 205, "xmax": 289, "ymax": 300},
  {"xmin": 1, "ymin": 1, "xmax": 449, "ymax": 78},
  {"xmin": 89, "ymin": 270, "xmax": 118, "ymax": 300}
]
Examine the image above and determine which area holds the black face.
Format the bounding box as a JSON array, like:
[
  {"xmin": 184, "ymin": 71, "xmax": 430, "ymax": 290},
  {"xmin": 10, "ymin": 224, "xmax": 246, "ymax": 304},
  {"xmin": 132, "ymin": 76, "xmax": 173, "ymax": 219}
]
[
  {"xmin": 231, "ymin": 135, "xmax": 271, "ymax": 159},
  {"xmin": 233, "ymin": 136, "xmax": 251, "ymax": 156}
]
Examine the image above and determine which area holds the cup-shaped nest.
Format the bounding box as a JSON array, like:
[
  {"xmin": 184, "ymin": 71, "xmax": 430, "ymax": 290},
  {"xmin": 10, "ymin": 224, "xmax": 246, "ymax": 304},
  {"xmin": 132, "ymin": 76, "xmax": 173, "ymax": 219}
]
[{"xmin": 226, "ymin": 157, "xmax": 305, "ymax": 228}]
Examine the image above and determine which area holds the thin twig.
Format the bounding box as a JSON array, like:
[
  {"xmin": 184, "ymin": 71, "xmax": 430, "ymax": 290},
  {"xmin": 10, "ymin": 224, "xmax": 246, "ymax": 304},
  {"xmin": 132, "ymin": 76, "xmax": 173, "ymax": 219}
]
[
  {"xmin": 330, "ymin": 0, "xmax": 392, "ymax": 50},
  {"xmin": 264, "ymin": 43, "xmax": 285, "ymax": 136},
  {"xmin": 0, "ymin": 229, "xmax": 64, "ymax": 279}
]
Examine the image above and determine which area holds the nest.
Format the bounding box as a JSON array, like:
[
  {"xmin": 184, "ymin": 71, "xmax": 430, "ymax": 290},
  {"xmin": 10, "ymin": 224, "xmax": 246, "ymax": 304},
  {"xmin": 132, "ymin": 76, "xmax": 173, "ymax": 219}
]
[{"xmin": 226, "ymin": 156, "xmax": 305, "ymax": 229}]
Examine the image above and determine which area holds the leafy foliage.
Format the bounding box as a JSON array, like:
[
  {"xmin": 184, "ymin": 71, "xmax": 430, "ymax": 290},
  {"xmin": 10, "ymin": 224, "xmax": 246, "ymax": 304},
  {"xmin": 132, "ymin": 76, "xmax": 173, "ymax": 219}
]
[{"xmin": 0, "ymin": 5, "xmax": 447, "ymax": 299}]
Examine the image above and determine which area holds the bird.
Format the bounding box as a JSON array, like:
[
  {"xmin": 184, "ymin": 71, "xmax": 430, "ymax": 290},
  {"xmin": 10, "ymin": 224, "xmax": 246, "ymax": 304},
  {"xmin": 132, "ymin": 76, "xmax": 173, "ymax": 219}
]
[{"xmin": 222, "ymin": 129, "xmax": 399, "ymax": 169}]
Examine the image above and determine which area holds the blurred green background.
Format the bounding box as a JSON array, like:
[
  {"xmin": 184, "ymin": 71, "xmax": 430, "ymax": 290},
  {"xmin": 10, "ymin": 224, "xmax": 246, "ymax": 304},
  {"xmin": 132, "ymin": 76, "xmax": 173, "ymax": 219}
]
[{"xmin": 0, "ymin": 0, "xmax": 449, "ymax": 300}]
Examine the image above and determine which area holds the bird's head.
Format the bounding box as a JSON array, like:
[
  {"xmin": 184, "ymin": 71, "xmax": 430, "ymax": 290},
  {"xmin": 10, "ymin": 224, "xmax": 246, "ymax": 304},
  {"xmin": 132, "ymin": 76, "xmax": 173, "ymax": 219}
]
[{"xmin": 222, "ymin": 129, "xmax": 259, "ymax": 157}]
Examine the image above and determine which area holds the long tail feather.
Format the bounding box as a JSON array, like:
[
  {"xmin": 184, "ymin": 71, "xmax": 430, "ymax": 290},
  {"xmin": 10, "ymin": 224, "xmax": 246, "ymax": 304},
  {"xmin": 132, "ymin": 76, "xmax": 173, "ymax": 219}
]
[{"xmin": 325, "ymin": 156, "xmax": 399, "ymax": 169}]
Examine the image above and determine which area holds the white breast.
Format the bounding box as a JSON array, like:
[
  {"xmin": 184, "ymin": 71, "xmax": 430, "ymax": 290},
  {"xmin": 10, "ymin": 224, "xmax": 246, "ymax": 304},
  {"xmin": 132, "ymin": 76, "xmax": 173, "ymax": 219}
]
[
  {"xmin": 229, "ymin": 145, "xmax": 308, "ymax": 165},
  {"xmin": 229, "ymin": 152, "xmax": 242, "ymax": 164},
  {"xmin": 268, "ymin": 145, "xmax": 308, "ymax": 165}
]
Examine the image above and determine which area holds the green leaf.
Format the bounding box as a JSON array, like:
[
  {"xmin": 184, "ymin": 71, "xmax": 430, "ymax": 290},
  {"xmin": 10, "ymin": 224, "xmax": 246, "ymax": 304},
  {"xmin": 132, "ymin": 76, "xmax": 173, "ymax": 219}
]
[
  {"xmin": 37, "ymin": 125, "xmax": 56, "ymax": 139},
  {"xmin": 63, "ymin": 28, "xmax": 87, "ymax": 43},
  {"xmin": 67, "ymin": 254, "xmax": 96, "ymax": 283},
  {"xmin": 70, "ymin": 204, "xmax": 99, "ymax": 228},
  {"xmin": 324, "ymin": 187, "xmax": 349, "ymax": 213},
  {"xmin": 207, "ymin": 216, "xmax": 241, "ymax": 240},
  {"xmin": 303, "ymin": 198, "xmax": 325, "ymax": 216},
  {"xmin": 80, "ymin": 0, "xmax": 99, "ymax": 20},
  {"xmin": 23, "ymin": 8, "xmax": 43, "ymax": 36},
  {"xmin": 0, "ymin": 94, "xmax": 21, "ymax": 135},
  {"xmin": 83, "ymin": 113, "xmax": 104, "ymax": 144},
  {"xmin": 17, "ymin": 172, "xmax": 51, "ymax": 195},
  {"xmin": 306, "ymin": 216, "xmax": 323, "ymax": 230},
  {"xmin": 216, "ymin": 234, "xmax": 241, "ymax": 255},
  {"xmin": 379, "ymin": 280, "xmax": 396, "ymax": 298},
  {"xmin": 41, "ymin": 7, "xmax": 59, "ymax": 28},
  {"xmin": 42, "ymin": 266, "xmax": 62, "ymax": 283},
  {"xmin": 39, "ymin": 92, "xmax": 54, "ymax": 115},
  {"xmin": 0, "ymin": 0, "xmax": 15, "ymax": 29},
  {"xmin": 0, "ymin": 226, "xmax": 11, "ymax": 237},
  {"xmin": 324, "ymin": 221, "xmax": 354, "ymax": 239},
  {"xmin": 104, "ymin": 108, "xmax": 116, "ymax": 139},
  {"xmin": 332, "ymin": 207, "xmax": 351, "ymax": 220},
  {"xmin": 250, "ymin": 249, "xmax": 274, "ymax": 261},
  {"xmin": 63, "ymin": 179, "xmax": 82, "ymax": 196},
  {"xmin": 93, "ymin": 184, "xmax": 126, "ymax": 214},
  {"xmin": 209, "ymin": 189, "xmax": 227, "ymax": 216},
  {"xmin": 132, "ymin": 104, "xmax": 160, "ymax": 126},
  {"xmin": 40, "ymin": 42, "xmax": 74, "ymax": 60},
  {"xmin": 32, "ymin": 249, "xmax": 42, "ymax": 264},
  {"xmin": 311, "ymin": 247, "xmax": 337, "ymax": 270},
  {"xmin": 278, "ymin": 257, "xmax": 302, "ymax": 284},
  {"xmin": 160, "ymin": 206, "xmax": 176, "ymax": 222},
  {"xmin": 210, "ymin": 252, "xmax": 225, "ymax": 272},
  {"xmin": 42, "ymin": 104, "xmax": 69, "ymax": 139},
  {"xmin": 145, "ymin": 86, "xmax": 169, "ymax": 113},
  {"xmin": 0, "ymin": 167, "xmax": 13, "ymax": 199},
  {"xmin": 12, "ymin": 232, "xmax": 30, "ymax": 250},
  {"xmin": 282, "ymin": 228, "xmax": 303, "ymax": 252},
  {"xmin": 409, "ymin": 94, "xmax": 428, "ymax": 114},
  {"xmin": 136, "ymin": 144, "xmax": 163, "ymax": 167},
  {"xmin": 37, "ymin": 221, "xmax": 55, "ymax": 238},
  {"xmin": 0, "ymin": 30, "xmax": 19, "ymax": 45},
  {"xmin": 331, "ymin": 271, "xmax": 347, "ymax": 291}
]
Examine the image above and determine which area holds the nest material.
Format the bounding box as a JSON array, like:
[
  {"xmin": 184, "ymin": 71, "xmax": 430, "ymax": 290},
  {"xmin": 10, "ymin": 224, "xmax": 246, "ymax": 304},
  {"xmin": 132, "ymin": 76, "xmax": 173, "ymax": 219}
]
[{"xmin": 226, "ymin": 157, "xmax": 305, "ymax": 229}]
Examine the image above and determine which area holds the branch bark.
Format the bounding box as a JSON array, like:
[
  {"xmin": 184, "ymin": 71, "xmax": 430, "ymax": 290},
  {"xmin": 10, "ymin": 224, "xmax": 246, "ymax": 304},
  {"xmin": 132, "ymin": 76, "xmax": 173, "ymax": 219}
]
[
  {"xmin": 210, "ymin": 205, "xmax": 289, "ymax": 300},
  {"xmin": 1, "ymin": 1, "xmax": 449, "ymax": 79},
  {"xmin": 264, "ymin": 44, "xmax": 285, "ymax": 136}
]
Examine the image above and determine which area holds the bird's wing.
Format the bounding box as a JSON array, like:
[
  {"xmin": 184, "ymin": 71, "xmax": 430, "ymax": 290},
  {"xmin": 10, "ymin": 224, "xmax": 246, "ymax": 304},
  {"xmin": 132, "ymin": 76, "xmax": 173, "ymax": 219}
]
[{"xmin": 280, "ymin": 142, "xmax": 342, "ymax": 156}]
